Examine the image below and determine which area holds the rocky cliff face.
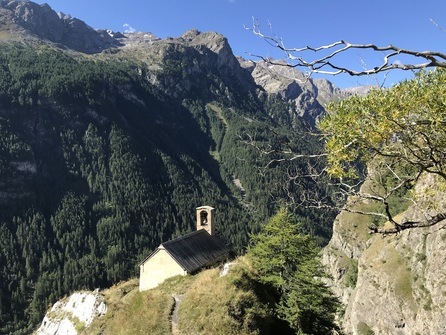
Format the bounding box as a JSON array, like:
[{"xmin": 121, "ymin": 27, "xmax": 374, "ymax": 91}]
[
  {"xmin": 323, "ymin": 173, "xmax": 446, "ymax": 335},
  {"xmin": 35, "ymin": 291, "xmax": 107, "ymax": 335},
  {"xmin": 239, "ymin": 59, "xmax": 363, "ymax": 127},
  {"xmin": 117, "ymin": 29, "xmax": 255, "ymax": 101},
  {"xmin": 0, "ymin": 0, "xmax": 119, "ymax": 53}
]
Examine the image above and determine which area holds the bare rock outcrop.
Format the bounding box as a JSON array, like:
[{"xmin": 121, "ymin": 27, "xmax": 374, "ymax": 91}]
[
  {"xmin": 35, "ymin": 291, "xmax": 107, "ymax": 335},
  {"xmin": 323, "ymin": 174, "xmax": 446, "ymax": 334},
  {"xmin": 0, "ymin": 0, "xmax": 120, "ymax": 53},
  {"xmin": 240, "ymin": 59, "xmax": 369, "ymax": 127}
]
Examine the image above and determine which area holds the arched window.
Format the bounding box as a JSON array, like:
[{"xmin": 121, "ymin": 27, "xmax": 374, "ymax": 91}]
[{"xmin": 200, "ymin": 210, "xmax": 208, "ymax": 226}]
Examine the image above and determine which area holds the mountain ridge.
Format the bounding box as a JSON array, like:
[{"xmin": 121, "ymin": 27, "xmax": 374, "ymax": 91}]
[
  {"xmin": 0, "ymin": 0, "xmax": 119, "ymax": 52},
  {"xmin": 0, "ymin": 0, "xmax": 370, "ymax": 103}
]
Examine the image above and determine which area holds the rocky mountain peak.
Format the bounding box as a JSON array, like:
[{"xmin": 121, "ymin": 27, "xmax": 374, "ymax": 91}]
[
  {"xmin": 0, "ymin": 1, "xmax": 359, "ymax": 130},
  {"xmin": 238, "ymin": 59, "xmax": 374, "ymax": 126},
  {"xmin": 180, "ymin": 28, "xmax": 201, "ymax": 40},
  {"xmin": 120, "ymin": 28, "xmax": 256, "ymax": 100},
  {"xmin": 176, "ymin": 29, "xmax": 239, "ymax": 72},
  {"xmin": 0, "ymin": 0, "xmax": 120, "ymax": 53},
  {"xmin": 240, "ymin": 59, "xmax": 333, "ymax": 126}
]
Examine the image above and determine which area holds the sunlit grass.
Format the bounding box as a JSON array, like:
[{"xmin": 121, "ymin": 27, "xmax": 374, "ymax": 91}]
[
  {"xmin": 88, "ymin": 279, "xmax": 172, "ymax": 335},
  {"xmin": 86, "ymin": 258, "xmax": 273, "ymax": 335},
  {"xmin": 178, "ymin": 258, "xmax": 272, "ymax": 335}
]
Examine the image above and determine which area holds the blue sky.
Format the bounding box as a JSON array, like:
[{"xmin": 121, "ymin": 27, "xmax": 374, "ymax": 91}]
[{"xmin": 36, "ymin": 0, "xmax": 446, "ymax": 88}]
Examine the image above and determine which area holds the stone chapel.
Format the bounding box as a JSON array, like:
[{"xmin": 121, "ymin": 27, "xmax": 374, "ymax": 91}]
[{"xmin": 139, "ymin": 206, "xmax": 230, "ymax": 291}]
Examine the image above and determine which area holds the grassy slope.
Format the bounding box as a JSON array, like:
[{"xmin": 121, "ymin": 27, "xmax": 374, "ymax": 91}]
[{"xmin": 86, "ymin": 257, "xmax": 275, "ymax": 335}]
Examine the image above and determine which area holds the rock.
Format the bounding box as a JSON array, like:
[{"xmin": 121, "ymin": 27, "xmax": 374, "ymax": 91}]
[
  {"xmin": 219, "ymin": 262, "xmax": 234, "ymax": 276},
  {"xmin": 35, "ymin": 291, "xmax": 107, "ymax": 335},
  {"xmin": 36, "ymin": 316, "xmax": 77, "ymax": 335},
  {"xmin": 0, "ymin": 0, "xmax": 120, "ymax": 53},
  {"xmin": 241, "ymin": 59, "xmax": 369, "ymax": 127},
  {"xmin": 121, "ymin": 29, "xmax": 256, "ymax": 100},
  {"xmin": 323, "ymin": 173, "xmax": 446, "ymax": 334}
]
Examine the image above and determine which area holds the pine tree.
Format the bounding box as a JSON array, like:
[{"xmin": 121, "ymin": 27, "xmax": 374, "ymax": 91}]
[{"xmin": 248, "ymin": 209, "xmax": 340, "ymax": 335}]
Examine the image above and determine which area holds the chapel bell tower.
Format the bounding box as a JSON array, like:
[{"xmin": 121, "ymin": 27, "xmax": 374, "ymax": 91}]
[{"xmin": 196, "ymin": 206, "xmax": 215, "ymax": 235}]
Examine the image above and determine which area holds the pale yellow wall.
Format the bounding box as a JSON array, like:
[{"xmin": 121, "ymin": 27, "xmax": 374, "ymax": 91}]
[{"xmin": 139, "ymin": 249, "xmax": 187, "ymax": 292}]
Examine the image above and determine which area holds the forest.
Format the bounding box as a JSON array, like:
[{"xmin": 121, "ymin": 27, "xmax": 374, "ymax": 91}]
[{"xmin": 0, "ymin": 43, "xmax": 334, "ymax": 334}]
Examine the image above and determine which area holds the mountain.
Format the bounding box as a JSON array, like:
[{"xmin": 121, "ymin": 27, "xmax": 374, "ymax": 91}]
[
  {"xmin": 0, "ymin": 0, "xmax": 119, "ymax": 52},
  {"xmin": 239, "ymin": 59, "xmax": 346, "ymax": 127},
  {"xmin": 0, "ymin": 1, "xmax": 363, "ymax": 334}
]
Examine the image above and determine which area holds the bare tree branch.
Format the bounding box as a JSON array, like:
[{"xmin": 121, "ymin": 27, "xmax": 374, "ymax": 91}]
[
  {"xmin": 372, "ymin": 212, "xmax": 446, "ymax": 234},
  {"xmin": 430, "ymin": 18, "xmax": 446, "ymax": 33},
  {"xmin": 245, "ymin": 18, "xmax": 446, "ymax": 78}
]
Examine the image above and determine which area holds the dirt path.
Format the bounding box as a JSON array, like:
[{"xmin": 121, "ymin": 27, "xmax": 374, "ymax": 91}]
[{"xmin": 171, "ymin": 294, "xmax": 183, "ymax": 335}]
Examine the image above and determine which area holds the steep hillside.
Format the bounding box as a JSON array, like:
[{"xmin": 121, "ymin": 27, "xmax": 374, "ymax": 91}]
[
  {"xmin": 0, "ymin": 41, "xmax": 274, "ymax": 335},
  {"xmin": 35, "ymin": 259, "xmax": 283, "ymax": 335},
  {"xmin": 323, "ymin": 173, "xmax": 446, "ymax": 334}
]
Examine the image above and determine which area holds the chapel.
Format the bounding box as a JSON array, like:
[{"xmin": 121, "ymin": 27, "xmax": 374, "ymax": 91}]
[{"xmin": 139, "ymin": 206, "xmax": 230, "ymax": 291}]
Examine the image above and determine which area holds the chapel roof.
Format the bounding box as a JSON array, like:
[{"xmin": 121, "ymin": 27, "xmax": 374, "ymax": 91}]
[{"xmin": 141, "ymin": 229, "xmax": 230, "ymax": 273}]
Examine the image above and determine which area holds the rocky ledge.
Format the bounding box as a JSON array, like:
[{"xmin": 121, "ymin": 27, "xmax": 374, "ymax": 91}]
[{"xmin": 35, "ymin": 291, "xmax": 107, "ymax": 335}]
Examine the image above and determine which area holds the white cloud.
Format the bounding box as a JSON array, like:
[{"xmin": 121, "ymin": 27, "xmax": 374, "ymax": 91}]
[{"xmin": 123, "ymin": 23, "xmax": 136, "ymax": 33}]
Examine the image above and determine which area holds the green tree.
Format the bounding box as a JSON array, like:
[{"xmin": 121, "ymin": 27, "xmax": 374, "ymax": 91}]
[
  {"xmin": 319, "ymin": 69, "xmax": 446, "ymax": 232},
  {"xmin": 248, "ymin": 209, "xmax": 339, "ymax": 334}
]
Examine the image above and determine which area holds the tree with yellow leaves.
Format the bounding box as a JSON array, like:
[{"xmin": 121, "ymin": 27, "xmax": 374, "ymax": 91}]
[{"xmin": 319, "ymin": 69, "xmax": 446, "ymax": 232}]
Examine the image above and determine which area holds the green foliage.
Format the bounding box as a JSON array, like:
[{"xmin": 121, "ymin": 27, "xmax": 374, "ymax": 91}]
[
  {"xmin": 316, "ymin": 68, "xmax": 446, "ymax": 230},
  {"xmin": 357, "ymin": 321, "xmax": 375, "ymax": 335},
  {"xmin": 320, "ymin": 69, "xmax": 446, "ymax": 182},
  {"xmin": 248, "ymin": 209, "xmax": 340, "ymax": 334},
  {"xmin": 0, "ymin": 44, "xmax": 138, "ymax": 107},
  {"xmin": 345, "ymin": 259, "xmax": 358, "ymax": 288}
]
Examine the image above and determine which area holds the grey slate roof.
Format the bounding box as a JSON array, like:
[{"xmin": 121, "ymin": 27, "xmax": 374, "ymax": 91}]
[{"xmin": 158, "ymin": 229, "xmax": 230, "ymax": 273}]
